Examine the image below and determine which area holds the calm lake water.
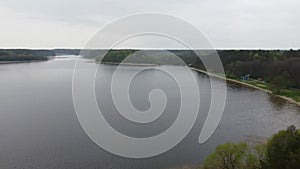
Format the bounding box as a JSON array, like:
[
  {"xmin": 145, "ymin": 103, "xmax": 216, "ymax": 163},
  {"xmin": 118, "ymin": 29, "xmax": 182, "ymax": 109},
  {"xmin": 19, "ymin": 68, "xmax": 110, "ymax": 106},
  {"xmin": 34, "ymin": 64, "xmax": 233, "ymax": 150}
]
[{"xmin": 0, "ymin": 56, "xmax": 299, "ymax": 169}]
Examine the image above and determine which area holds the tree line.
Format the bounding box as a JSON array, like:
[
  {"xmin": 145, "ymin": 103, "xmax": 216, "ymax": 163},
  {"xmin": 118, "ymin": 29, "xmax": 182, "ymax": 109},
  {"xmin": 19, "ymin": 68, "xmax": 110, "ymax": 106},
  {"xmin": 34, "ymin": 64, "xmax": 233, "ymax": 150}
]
[
  {"xmin": 0, "ymin": 49, "xmax": 81, "ymax": 61},
  {"xmin": 218, "ymin": 50, "xmax": 300, "ymax": 90},
  {"xmin": 0, "ymin": 49, "xmax": 55, "ymax": 61}
]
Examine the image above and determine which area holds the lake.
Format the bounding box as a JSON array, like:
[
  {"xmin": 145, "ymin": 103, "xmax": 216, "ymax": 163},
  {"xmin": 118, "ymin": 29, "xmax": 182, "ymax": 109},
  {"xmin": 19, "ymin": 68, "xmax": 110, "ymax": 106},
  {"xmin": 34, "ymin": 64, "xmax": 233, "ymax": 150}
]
[{"xmin": 0, "ymin": 56, "xmax": 299, "ymax": 169}]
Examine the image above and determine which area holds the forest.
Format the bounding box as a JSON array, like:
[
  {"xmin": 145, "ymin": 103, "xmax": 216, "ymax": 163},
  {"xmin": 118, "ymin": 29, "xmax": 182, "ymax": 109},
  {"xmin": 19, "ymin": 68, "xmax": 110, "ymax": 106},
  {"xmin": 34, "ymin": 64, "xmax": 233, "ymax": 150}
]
[
  {"xmin": 0, "ymin": 49, "xmax": 81, "ymax": 61},
  {"xmin": 0, "ymin": 49, "xmax": 55, "ymax": 61}
]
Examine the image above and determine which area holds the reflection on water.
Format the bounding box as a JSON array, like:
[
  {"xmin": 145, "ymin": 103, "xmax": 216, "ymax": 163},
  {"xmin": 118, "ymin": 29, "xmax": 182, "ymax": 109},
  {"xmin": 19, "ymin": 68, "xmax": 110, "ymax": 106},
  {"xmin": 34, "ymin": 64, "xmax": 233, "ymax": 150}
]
[
  {"xmin": 0, "ymin": 56, "xmax": 299, "ymax": 169},
  {"xmin": 268, "ymin": 94, "xmax": 288, "ymax": 109}
]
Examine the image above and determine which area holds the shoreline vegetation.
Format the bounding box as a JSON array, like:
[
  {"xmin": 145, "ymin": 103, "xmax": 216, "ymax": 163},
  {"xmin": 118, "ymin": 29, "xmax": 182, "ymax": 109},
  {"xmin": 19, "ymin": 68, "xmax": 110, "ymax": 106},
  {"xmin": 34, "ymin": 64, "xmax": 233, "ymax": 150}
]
[
  {"xmin": 0, "ymin": 49, "xmax": 55, "ymax": 62},
  {"xmin": 175, "ymin": 125, "xmax": 300, "ymax": 169},
  {"xmin": 190, "ymin": 67, "xmax": 300, "ymax": 106},
  {"xmin": 0, "ymin": 49, "xmax": 80, "ymax": 63}
]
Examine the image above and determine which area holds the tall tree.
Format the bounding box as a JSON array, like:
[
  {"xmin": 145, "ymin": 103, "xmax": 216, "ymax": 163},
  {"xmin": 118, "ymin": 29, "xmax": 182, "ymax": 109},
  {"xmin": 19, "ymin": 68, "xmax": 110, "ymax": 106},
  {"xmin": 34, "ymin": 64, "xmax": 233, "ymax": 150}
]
[
  {"xmin": 261, "ymin": 125, "xmax": 300, "ymax": 169},
  {"xmin": 201, "ymin": 142, "xmax": 259, "ymax": 169}
]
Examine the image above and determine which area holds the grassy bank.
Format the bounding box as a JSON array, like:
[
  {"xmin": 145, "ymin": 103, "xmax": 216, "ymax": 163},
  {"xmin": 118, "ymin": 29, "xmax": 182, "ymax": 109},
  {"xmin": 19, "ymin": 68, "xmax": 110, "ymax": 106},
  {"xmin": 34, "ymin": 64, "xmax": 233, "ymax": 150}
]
[
  {"xmin": 190, "ymin": 67, "xmax": 300, "ymax": 105},
  {"xmin": 237, "ymin": 79, "xmax": 300, "ymax": 102}
]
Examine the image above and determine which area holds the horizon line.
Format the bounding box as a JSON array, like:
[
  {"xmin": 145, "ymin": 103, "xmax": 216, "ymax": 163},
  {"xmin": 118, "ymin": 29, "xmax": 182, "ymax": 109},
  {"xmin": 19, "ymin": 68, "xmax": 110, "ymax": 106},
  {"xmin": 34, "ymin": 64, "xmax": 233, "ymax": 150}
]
[{"xmin": 0, "ymin": 47, "xmax": 300, "ymax": 50}]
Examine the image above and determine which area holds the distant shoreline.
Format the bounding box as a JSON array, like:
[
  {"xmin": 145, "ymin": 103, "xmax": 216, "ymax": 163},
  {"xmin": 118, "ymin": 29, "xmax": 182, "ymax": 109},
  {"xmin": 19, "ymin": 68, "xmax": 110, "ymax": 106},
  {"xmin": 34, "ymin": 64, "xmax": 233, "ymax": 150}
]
[
  {"xmin": 99, "ymin": 61, "xmax": 300, "ymax": 107},
  {"xmin": 99, "ymin": 61, "xmax": 157, "ymax": 66},
  {"xmin": 0, "ymin": 60, "xmax": 46, "ymax": 64}
]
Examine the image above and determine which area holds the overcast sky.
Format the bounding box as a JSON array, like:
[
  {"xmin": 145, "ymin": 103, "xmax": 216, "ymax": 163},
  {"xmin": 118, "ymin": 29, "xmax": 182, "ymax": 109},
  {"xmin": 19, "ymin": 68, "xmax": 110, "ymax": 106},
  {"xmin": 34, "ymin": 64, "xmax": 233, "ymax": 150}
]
[{"xmin": 0, "ymin": 0, "xmax": 299, "ymax": 49}]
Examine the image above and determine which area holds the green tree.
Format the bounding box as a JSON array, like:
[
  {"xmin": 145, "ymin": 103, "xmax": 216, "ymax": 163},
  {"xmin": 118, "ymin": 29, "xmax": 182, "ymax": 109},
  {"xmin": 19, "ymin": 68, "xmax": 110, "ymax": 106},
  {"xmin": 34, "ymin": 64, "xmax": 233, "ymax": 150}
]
[
  {"xmin": 198, "ymin": 126, "xmax": 300, "ymax": 169},
  {"xmin": 201, "ymin": 142, "xmax": 259, "ymax": 169},
  {"xmin": 261, "ymin": 125, "xmax": 300, "ymax": 169},
  {"xmin": 269, "ymin": 74, "xmax": 291, "ymax": 94}
]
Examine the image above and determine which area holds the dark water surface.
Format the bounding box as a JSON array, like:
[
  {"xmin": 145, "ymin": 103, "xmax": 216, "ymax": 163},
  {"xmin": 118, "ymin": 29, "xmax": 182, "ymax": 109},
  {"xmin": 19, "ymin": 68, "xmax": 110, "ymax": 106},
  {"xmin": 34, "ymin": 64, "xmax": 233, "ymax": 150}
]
[{"xmin": 0, "ymin": 56, "xmax": 299, "ymax": 169}]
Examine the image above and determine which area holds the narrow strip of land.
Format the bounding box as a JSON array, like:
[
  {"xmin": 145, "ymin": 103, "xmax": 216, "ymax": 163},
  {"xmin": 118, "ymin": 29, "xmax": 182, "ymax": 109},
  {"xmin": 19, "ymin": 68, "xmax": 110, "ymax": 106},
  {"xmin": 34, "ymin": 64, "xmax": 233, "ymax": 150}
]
[{"xmin": 191, "ymin": 67, "xmax": 300, "ymax": 106}]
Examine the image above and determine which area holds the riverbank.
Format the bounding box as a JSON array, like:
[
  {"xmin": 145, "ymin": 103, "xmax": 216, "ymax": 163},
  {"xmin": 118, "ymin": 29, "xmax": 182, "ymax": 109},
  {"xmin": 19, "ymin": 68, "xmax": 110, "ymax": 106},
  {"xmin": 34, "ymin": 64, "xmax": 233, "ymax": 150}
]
[
  {"xmin": 237, "ymin": 79, "xmax": 300, "ymax": 102},
  {"xmin": 190, "ymin": 67, "xmax": 300, "ymax": 107},
  {"xmin": 99, "ymin": 62, "xmax": 300, "ymax": 107}
]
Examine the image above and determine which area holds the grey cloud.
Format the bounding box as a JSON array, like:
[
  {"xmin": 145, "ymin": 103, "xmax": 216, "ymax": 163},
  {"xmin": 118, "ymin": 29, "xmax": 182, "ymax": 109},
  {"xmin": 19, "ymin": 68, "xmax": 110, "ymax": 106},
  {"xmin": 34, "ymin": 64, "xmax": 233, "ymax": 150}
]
[{"xmin": 0, "ymin": 0, "xmax": 299, "ymax": 48}]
